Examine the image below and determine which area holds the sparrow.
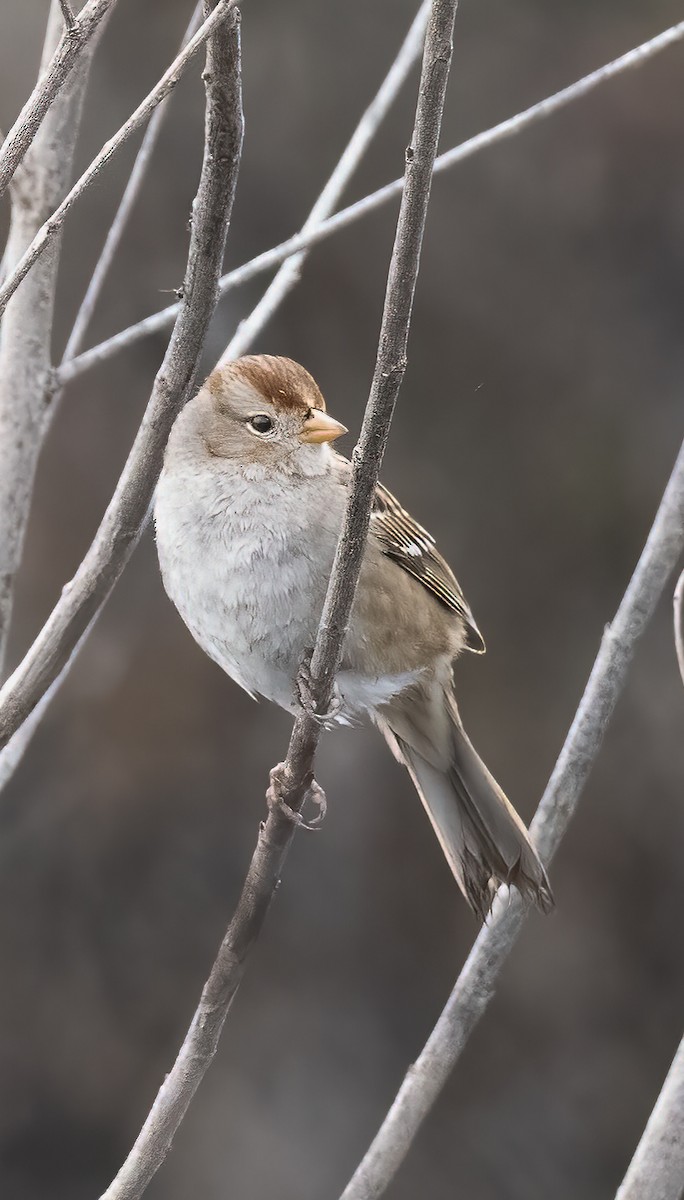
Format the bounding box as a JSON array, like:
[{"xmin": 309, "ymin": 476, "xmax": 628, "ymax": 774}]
[{"xmin": 154, "ymin": 354, "xmax": 552, "ymax": 918}]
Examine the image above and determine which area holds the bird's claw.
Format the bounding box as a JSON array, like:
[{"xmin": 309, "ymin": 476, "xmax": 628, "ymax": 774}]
[
  {"xmin": 266, "ymin": 763, "xmax": 327, "ymax": 831},
  {"xmin": 295, "ymin": 653, "xmax": 342, "ymax": 729},
  {"xmin": 303, "ymin": 778, "xmax": 327, "ymax": 826}
]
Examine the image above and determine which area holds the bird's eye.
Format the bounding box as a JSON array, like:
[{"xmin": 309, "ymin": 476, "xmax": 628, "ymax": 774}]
[{"xmin": 249, "ymin": 414, "xmax": 273, "ymax": 434}]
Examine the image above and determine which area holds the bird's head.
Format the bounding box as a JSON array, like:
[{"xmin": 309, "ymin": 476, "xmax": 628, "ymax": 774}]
[{"xmin": 177, "ymin": 354, "xmax": 348, "ymax": 476}]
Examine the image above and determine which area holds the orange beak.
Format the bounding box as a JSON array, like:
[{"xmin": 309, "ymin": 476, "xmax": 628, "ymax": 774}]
[{"xmin": 300, "ymin": 409, "xmax": 348, "ymax": 445}]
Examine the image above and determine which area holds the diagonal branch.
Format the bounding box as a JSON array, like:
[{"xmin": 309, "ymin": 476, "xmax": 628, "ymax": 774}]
[
  {"xmin": 58, "ymin": 0, "xmax": 77, "ymax": 31},
  {"xmin": 0, "ymin": 0, "xmax": 239, "ymax": 322},
  {"xmin": 220, "ymin": 0, "xmax": 431, "ymax": 362},
  {"xmin": 338, "ymin": 433, "xmax": 684, "ymax": 1200},
  {"xmin": 57, "ymin": 17, "xmax": 684, "ymax": 385},
  {"xmin": 614, "ymin": 1033, "xmax": 684, "ymax": 1200},
  {"xmin": 0, "ymin": 4, "xmax": 244, "ymax": 754},
  {"xmin": 95, "ymin": 4, "xmax": 458, "ymax": 1197},
  {"xmin": 0, "ymin": 0, "xmax": 118, "ymax": 200},
  {"xmin": 612, "ymin": 568, "xmax": 684, "ymax": 1196},
  {"xmin": 0, "ymin": 0, "xmax": 431, "ymax": 782},
  {"xmin": 0, "ymin": 0, "xmax": 111, "ymax": 677},
  {"xmin": 61, "ymin": 2, "xmax": 204, "ymax": 363}
]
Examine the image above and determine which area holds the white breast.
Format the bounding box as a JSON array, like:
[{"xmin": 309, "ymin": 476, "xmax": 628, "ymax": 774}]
[{"xmin": 154, "ymin": 457, "xmax": 423, "ymax": 719}]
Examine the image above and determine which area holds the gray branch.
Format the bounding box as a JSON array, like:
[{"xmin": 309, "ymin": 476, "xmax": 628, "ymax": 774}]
[
  {"xmin": 58, "ymin": 0, "xmax": 77, "ymax": 30},
  {"xmin": 94, "ymin": 3, "xmax": 458, "ymax": 1196},
  {"xmin": 674, "ymin": 567, "xmax": 684, "ymax": 685},
  {"xmin": 61, "ymin": 2, "xmax": 204, "ymax": 363},
  {"xmin": 57, "ymin": 17, "xmax": 684, "ymax": 386},
  {"xmin": 338, "ymin": 435, "xmax": 684, "ymax": 1200},
  {"xmin": 0, "ymin": 0, "xmax": 239, "ymax": 322},
  {"xmin": 0, "ymin": 0, "xmax": 118, "ymax": 199},
  {"xmin": 614, "ymin": 1034, "xmax": 684, "ymax": 1200},
  {"xmin": 0, "ymin": 4, "xmax": 244, "ymax": 753},
  {"xmin": 0, "ymin": 0, "xmax": 108, "ymax": 676}
]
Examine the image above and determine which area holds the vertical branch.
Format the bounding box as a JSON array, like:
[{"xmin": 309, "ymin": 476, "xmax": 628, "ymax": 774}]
[
  {"xmin": 614, "ymin": 1035, "xmax": 684, "ymax": 1200},
  {"xmin": 0, "ymin": 0, "xmax": 109, "ymax": 676}
]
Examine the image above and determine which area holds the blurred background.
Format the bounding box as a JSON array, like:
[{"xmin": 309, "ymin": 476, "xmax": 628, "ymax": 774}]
[{"xmin": 1, "ymin": 1, "xmax": 684, "ymax": 1196}]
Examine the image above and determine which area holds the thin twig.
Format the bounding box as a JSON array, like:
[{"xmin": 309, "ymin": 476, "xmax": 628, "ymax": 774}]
[
  {"xmin": 58, "ymin": 0, "xmax": 77, "ymax": 30},
  {"xmin": 0, "ymin": 0, "xmax": 429, "ymax": 784},
  {"xmin": 0, "ymin": 6, "xmax": 244, "ymax": 755},
  {"xmin": 673, "ymin": 567, "xmax": 684, "ymax": 685},
  {"xmin": 61, "ymin": 3, "xmax": 204, "ymax": 363},
  {"xmin": 614, "ymin": 1033, "xmax": 684, "ymax": 1200},
  {"xmin": 0, "ymin": 1, "xmax": 108, "ymax": 677},
  {"xmin": 58, "ymin": 17, "xmax": 684, "ymax": 386},
  {"xmin": 339, "ymin": 436, "xmax": 684, "ymax": 1200},
  {"xmin": 96, "ymin": 4, "xmax": 458, "ymax": 1196},
  {"xmin": 220, "ymin": 0, "xmax": 431, "ymax": 362},
  {"xmin": 0, "ymin": 0, "xmax": 239, "ymax": 321},
  {"xmin": 0, "ymin": 0, "xmax": 118, "ymax": 199}
]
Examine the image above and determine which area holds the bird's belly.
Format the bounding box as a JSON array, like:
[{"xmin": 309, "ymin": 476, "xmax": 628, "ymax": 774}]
[{"xmin": 173, "ymin": 560, "xmax": 318, "ymax": 710}]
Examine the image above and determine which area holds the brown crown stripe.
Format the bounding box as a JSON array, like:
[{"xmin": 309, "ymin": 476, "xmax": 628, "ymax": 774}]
[{"xmin": 210, "ymin": 354, "xmax": 327, "ymax": 414}]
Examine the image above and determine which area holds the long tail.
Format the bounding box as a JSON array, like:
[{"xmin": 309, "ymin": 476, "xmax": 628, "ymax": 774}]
[{"xmin": 379, "ymin": 690, "xmax": 553, "ymax": 920}]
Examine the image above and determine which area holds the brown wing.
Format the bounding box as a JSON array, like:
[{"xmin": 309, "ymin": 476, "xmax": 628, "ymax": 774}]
[{"xmin": 371, "ymin": 480, "xmax": 485, "ymax": 653}]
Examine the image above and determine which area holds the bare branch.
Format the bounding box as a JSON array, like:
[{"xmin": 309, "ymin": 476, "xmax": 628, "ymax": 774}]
[
  {"xmin": 614, "ymin": 1034, "xmax": 684, "ymax": 1200},
  {"xmin": 61, "ymin": 3, "xmax": 204, "ymax": 362},
  {"xmin": 0, "ymin": 0, "xmax": 429, "ymax": 784},
  {"xmin": 673, "ymin": 568, "xmax": 684, "ymax": 686},
  {"xmin": 0, "ymin": 0, "xmax": 239, "ymax": 321},
  {"xmin": 58, "ymin": 0, "xmax": 77, "ymax": 30},
  {"xmin": 95, "ymin": 4, "xmax": 457, "ymax": 1196},
  {"xmin": 0, "ymin": 1, "xmax": 109, "ymax": 676},
  {"xmin": 338, "ymin": 437, "xmax": 684, "ymax": 1200},
  {"xmin": 58, "ymin": 17, "xmax": 684, "ymax": 386},
  {"xmin": 0, "ymin": 6, "xmax": 244, "ymax": 754},
  {"xmin": 0, "ymin": 0, "xmax": 118, "ymax": 199},
  {"xmin": 221, "ymin": 0, "xmax": 431, "ymax": 361}
]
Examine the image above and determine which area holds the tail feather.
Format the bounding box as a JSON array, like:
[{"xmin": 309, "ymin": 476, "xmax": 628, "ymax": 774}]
[{"xmin": 380, "ymin": 689, "xmax": 553, "ymax": 920}]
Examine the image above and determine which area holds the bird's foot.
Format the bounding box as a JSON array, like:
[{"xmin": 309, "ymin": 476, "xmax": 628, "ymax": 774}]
[
  {"xmin": 266, "ymin": 762, "xmax": 327, "ymax": 830},
  {"xmin": 295, "ymin": 653, "xmax": 342, "ymax": 729}
]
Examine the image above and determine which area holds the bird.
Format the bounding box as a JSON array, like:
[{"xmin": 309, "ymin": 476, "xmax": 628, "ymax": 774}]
[{"xmin": 154, "ymin": 354, "xmax": 552, "ymax": 919}]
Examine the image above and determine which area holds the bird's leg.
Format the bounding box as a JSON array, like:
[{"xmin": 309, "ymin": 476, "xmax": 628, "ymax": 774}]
[
  {"xmin": 266, "ymin": 762, "xmax": 327, "ymax": 830},
  {"xmin": 295, "ymin": 650, "xmax": 342, "ymax": 729}
]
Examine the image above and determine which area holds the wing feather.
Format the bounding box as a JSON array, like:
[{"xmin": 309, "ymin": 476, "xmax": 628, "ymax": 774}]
[{"xmin": 370, "ymin": 480, "xmax": 485, "ymax": 653}]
